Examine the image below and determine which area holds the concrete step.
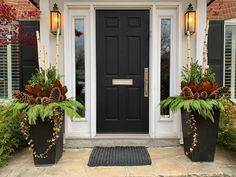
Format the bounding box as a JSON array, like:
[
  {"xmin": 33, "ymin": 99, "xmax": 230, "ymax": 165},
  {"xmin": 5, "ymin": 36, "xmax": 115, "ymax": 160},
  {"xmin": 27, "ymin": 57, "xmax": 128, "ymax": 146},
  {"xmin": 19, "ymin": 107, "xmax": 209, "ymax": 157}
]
[{"xmin": 64, "ymin": 134, "xmax": 180, "ymax": 148}]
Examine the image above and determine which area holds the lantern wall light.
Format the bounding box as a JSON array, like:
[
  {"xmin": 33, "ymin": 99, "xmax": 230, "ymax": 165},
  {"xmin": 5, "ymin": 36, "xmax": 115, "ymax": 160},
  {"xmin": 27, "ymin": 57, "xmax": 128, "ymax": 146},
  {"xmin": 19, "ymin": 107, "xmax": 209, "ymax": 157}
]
[
  {"xmin": 185, "ymin": 3, "xmax": 196, "ymax": 35},
  {"xmin": 50, "ymin": 3, "xmax": 61, "ymax": 35}
]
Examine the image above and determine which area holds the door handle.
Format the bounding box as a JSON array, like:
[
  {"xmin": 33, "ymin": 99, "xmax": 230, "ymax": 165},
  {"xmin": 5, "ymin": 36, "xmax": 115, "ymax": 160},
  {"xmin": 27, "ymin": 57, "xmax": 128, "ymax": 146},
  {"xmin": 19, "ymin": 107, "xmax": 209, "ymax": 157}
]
[{"xmin": 144, "ymin": 68, "xmax": 149, "ymax": 97}]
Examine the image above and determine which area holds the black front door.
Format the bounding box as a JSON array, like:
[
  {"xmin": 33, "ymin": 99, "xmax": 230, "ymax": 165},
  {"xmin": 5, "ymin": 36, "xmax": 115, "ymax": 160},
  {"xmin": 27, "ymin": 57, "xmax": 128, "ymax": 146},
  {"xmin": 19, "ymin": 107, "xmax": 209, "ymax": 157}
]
[{"xmin": 96, "ymin": 10, "xmax": 149, "ymax": 133}]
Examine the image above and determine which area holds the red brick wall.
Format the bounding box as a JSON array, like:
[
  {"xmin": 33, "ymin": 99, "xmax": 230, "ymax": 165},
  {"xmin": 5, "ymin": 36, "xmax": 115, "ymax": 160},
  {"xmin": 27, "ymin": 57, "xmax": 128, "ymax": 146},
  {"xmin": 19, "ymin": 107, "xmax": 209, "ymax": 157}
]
[
  {"xmin": 6, "ymin": 0, "xmax": 39, "ymax": 20},
  {"xmin": 208, "ymin": 0, "xmax": 236, "ymax": 20}
]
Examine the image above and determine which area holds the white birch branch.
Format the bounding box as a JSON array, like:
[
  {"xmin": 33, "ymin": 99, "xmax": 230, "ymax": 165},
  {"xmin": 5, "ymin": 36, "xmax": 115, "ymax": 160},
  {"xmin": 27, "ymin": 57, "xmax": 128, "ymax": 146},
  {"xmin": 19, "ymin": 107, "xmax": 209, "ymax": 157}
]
[
  {"xmin": 202, "ymin": 20, "xmax": 210, "ymax": 73},
  {"xmin": 43, "ymin": 46, "xmax": 48, "ymax": 81},
  {"xmin": 36, "ymin": 31, "xmax": 41, "ymax": 69}
]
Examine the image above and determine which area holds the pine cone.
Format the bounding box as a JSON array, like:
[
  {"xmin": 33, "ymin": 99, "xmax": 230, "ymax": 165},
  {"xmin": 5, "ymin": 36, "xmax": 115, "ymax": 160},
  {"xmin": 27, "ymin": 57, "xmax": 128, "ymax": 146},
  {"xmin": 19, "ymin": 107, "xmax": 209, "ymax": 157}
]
[
  {"xmin": 210, "ymin": 86, "xmax": 229, "ymax": 98},
  {"xmin": 49, "ymin": 87, "xmax": 61, "ymax": 102},
  {"xmin": 209, "ymin": 93, "xmax": 217, "ymax": 99},
  {"xmin": 41, "ymin": 97, "xmax": 51, "ymax": 105},
  {"xmin": 12, "ymin": 90, "xmax": 31, "ymax": 103},
  {"xmin": 12, "ymin": 90, "xmax": 21, "ymax": 99},
  {"xmin": 193, "ymin": 92, "xmax": 200, "ymax": 99},
  {"xmin": 181, "ymin": 87, "xmax": 194, "ymax": 99},
  {"xmin": 59, "ymin": 95, "xmax": 65, "ymax": 101},
  {"xmin": 200, "ymin": 91, "xmax": 208, "ymax": 99},
  {"xmin": 35, "ymin": 97, "xmax": 42, "ymax": 104},
  {"xmin": 28, "ymin": 96, "xmax": 36, "ymax": 105}
]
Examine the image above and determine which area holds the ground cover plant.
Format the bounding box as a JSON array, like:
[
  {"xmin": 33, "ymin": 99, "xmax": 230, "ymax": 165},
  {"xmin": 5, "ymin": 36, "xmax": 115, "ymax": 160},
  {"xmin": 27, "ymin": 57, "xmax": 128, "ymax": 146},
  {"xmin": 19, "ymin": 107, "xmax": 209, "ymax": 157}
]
[
  {"xmin": 218, "ymin": 99, "xmax": 236, "ymax": 151},
  {"xmin": 0, "ymin": 105, "xmax": 26, "ymax": 166}
]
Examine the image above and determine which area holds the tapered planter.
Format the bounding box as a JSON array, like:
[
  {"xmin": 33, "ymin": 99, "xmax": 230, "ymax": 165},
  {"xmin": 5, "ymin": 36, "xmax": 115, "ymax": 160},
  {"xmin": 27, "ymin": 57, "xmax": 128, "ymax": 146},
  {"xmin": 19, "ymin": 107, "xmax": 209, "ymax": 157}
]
[
  {"xmin": 181, "ymin": 109, "xmax": 220, "ymax": 162},
  {"xmin": 29, "ymin": 114, "xmax": 64, "ymax": 165}
]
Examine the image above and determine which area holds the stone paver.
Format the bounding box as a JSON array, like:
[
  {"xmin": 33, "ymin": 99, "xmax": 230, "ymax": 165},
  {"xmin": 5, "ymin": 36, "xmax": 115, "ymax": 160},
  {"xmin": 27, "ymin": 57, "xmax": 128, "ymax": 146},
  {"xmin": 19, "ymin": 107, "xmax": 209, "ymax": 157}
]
[{"xmin": 0, "ymin": 146, "xmax": 235, "ymax": 177}]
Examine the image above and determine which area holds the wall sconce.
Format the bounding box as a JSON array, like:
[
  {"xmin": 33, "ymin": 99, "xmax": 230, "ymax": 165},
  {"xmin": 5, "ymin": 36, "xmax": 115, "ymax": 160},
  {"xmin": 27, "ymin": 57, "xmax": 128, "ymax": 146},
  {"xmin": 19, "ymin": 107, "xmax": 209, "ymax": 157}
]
[
  {"xmin": 185, "ymin": 4, "xmax": 196, "ymax": 35},
  {"xmin": 50, "ymin": 3, "xmax": 61, "ymax": 35}
]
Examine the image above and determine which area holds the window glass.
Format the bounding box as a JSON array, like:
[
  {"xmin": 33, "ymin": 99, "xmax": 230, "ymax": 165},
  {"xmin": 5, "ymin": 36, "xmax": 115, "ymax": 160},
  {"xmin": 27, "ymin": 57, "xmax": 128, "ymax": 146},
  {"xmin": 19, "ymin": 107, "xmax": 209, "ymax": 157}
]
[
  {"xmin": 75, "ymin": 19, "xmax": 85, "ymax": 117},
  {"xmin": 160, "ymin": 19, "xmax": 171, "ymax": 115}
]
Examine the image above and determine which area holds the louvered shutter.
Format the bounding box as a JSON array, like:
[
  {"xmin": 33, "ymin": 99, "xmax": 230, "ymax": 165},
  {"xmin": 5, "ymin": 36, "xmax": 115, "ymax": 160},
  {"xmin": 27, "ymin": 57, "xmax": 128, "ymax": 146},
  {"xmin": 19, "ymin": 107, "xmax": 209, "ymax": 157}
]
[
  {"xmin": 12, "ymin": 43, "xmax": 21, "ymax": 91},
  {"xmin": 0, "ymin": 33, "xmax": 21, "ymax": 99},
  {"xmin": 0, "ymin": 45, "xmax": 8, "ymax": 98},
  {"xmin": 19, "ymin": 21, "xmax": 39, "ymax": 90},
  {"xmin": 225, "ymin": 26, "xmax": 236, "ymax": 101},
  {"xmin": 208, "ymin": 21, "xmax": 224, "ymax": 86}
]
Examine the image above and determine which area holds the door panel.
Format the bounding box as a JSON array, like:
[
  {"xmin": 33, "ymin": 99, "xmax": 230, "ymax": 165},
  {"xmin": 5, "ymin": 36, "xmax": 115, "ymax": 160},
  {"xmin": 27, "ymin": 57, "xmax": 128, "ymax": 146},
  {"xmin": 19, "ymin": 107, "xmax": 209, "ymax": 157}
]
[{"xmin": 96, "ymin": 10, "xmax": 149, "ymax": 133}]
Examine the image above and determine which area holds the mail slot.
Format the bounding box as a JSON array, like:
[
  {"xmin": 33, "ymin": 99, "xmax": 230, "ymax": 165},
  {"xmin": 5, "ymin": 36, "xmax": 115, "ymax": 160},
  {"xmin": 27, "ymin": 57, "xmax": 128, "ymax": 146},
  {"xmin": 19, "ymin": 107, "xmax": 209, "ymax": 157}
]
[{"xmin": 112, "ymin": 79, "xmax": 133, "ymax": 86}]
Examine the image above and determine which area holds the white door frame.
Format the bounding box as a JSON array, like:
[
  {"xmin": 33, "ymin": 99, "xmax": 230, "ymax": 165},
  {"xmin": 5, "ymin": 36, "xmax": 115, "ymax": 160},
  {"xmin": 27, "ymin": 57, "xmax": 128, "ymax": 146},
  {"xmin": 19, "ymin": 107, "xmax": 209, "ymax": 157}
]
[{"xmin": 64, "ymin": 2, "xmax": 182, "ymax": 139}]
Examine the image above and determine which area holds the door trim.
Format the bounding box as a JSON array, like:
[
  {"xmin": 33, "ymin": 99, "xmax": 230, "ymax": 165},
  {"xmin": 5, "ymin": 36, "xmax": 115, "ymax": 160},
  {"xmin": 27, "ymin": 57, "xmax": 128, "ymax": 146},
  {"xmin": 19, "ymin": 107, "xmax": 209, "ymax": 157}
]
[{"xmin": 64, "ymin": 2, "xmax": 182, "ymax": 139}]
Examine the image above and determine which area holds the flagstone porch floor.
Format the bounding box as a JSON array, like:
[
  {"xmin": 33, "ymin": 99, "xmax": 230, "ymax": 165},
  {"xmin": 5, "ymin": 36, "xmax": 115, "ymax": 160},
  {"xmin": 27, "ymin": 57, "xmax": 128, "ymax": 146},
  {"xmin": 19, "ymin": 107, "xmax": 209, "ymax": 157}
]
[{"xmin": 0, "ymin": 146, "xmax": 235, "ymax": 177}]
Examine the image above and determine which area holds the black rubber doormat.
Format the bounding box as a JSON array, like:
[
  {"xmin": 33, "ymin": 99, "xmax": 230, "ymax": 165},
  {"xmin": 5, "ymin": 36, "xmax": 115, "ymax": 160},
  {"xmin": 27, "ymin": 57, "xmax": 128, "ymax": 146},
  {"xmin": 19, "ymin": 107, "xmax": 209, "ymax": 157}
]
[{"xmin": 88, "ymin": 146, "xmax": 152, "ymax": 166}]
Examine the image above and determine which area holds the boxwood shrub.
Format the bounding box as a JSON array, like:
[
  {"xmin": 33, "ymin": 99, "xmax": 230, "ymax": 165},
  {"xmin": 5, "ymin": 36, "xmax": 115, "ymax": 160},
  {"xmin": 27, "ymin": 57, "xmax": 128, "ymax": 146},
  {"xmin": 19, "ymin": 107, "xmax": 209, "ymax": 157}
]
[
  {"xmin": 0, "ymin": 104, "xmax": 26, "ymax": 166},
  {"xmin": 218, "ymin": 99, "xmax": 236, "ymax": 151}
]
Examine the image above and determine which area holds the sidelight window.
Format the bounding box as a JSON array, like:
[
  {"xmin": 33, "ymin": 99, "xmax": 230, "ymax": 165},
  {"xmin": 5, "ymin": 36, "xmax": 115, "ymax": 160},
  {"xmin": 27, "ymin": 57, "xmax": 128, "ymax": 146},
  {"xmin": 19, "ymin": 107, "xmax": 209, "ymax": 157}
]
[
  {"xmin": 75, "ymin": 19, "xmax": 85, "ymax": 117},
  {"xmin": 160, "ymin": 18, "xmax": 171, "ymax": 116}
]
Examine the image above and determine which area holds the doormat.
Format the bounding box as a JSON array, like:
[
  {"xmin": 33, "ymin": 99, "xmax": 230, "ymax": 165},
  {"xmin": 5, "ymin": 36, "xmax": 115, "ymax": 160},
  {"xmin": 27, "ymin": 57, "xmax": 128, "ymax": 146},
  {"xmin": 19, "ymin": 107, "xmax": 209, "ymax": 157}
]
[{"xmin": 88, "ymin": 146, "xmax": 152, "ymax": 166}]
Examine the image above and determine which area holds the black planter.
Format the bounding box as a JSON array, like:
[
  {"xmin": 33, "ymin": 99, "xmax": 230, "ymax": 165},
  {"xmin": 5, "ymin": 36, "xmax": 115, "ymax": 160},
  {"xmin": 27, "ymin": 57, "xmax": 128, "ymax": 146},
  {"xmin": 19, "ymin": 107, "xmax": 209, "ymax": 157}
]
[
  {"xmin": 29, "ymin": 116, "xmax": 64, "ymax": 165},
  {"xmin": 181, "ymin": 109, "xmax": 220, "ymax": 162}
]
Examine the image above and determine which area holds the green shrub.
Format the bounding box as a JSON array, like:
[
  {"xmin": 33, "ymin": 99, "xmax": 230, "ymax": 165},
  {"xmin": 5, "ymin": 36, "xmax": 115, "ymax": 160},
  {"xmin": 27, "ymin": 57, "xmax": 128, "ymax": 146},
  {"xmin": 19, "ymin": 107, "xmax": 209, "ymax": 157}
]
[
  {"xmin": 0, "ymin": 104, "xmax": 26, "ymax": 166},
  {"xmin": 218, "ymin": 99, "xmax": 236, "ymax": 151}
]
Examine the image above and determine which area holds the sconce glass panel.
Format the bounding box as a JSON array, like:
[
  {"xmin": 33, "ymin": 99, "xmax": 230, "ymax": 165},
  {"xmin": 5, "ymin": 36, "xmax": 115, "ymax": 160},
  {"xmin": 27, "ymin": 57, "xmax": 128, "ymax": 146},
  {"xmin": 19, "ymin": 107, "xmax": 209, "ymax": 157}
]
[
  {"xmin": 185, "ymin": 11, "xmax": 196, "ymax": 35},
  {"xmin": 51, "ymin": 11, "xmax": 61, "ymax": 35}
]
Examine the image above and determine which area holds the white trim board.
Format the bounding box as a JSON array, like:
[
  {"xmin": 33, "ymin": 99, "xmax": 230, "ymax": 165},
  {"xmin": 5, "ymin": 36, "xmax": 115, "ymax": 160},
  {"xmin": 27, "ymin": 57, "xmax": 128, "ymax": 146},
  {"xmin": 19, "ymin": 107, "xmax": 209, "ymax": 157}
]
[{"xmin": 64, "ymin": 2, "xmax": 182, "ymax": 139}]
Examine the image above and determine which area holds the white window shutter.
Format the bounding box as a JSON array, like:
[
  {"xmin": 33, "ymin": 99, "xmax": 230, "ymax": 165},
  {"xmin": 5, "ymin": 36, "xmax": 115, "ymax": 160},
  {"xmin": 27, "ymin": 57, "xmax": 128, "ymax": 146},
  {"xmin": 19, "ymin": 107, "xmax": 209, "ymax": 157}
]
[
  {"xmin": 0, "ymin": 45, "xmax": 8, "ymax": 98},
  {"xmin": 225, "ymin": 27, "xmax": 236, "ymax": 101}
]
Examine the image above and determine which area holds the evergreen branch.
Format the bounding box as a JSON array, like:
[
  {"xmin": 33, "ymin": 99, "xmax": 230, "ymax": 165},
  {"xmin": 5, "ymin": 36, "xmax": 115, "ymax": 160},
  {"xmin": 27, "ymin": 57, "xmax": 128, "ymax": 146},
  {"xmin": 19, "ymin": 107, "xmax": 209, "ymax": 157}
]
[
  {"xmin": 1, "ymin": 99, "xmax": 84, "ymax": 125},
  {"xmin": 161, "ymin": 96, "xmax": 224, "ymax": 122}
]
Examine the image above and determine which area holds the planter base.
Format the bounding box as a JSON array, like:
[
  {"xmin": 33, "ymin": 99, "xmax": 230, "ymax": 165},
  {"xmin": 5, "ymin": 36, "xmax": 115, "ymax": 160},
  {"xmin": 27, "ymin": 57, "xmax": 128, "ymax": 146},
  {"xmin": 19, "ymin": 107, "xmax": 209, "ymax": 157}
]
[
  {"xmin": 30, "ymin": 117, "xmax": 63, "ymax": 165},
  {"xmin": 181, "ymin": 110, "xmax": 220, "ymax": 162}
]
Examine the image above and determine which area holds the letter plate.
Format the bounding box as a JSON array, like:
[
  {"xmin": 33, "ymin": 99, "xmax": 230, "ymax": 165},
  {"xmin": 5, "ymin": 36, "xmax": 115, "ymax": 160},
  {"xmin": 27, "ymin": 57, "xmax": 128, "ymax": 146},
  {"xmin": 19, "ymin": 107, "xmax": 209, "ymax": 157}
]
[{"xmin": 112, "ymin": 79, "xmax": 133, "ymax": 86}]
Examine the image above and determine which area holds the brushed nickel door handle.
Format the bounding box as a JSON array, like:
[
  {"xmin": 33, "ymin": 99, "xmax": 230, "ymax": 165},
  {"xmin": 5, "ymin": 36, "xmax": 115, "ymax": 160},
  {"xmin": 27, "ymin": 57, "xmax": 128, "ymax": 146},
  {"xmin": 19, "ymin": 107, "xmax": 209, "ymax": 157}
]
[{"xmin": 144, "ymin": 68, "xmax": 149, "ymax": 97}]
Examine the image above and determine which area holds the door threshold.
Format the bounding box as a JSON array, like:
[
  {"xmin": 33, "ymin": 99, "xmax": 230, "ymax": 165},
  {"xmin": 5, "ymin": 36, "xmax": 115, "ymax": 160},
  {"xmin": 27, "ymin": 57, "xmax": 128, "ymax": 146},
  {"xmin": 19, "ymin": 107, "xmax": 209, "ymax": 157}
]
[{"xmin": 95, "ymin": 134, "xmax": 151, "ymax": 139}]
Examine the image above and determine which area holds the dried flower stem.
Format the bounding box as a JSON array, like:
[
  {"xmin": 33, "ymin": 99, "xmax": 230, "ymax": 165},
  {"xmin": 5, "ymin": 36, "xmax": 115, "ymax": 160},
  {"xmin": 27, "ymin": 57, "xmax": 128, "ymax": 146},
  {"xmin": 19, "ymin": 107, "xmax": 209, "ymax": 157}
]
[
  {"xmin": 187, "ymin": 31, "xmax": 191, "ymax": 69},
  {"xmin": 185, "ymin": 111, "xmax": 198, "ymax": 155},
  {"xmin": 55, "ymin": 28, "xmax": 60, "ymax": 73}
]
